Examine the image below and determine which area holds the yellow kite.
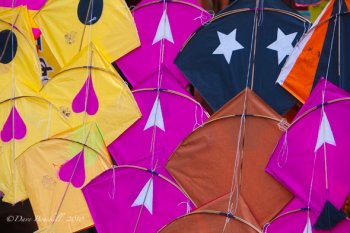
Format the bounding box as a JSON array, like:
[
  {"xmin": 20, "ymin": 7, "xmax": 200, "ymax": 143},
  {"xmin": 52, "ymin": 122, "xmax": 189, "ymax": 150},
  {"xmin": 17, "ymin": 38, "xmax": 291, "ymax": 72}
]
[
  {"xmin": 0, "ymin": 85, "xmax": 71, "ymax": 204},
  {"xmin": 0, "ymin": 6, "xmax": 71, "ymax": 204},
  {"xmin": 40, "ymin": 43, "xmax": 141, "ymax": 146},
  {"xmin": 16, "ymin": 122, "xmax": 112, "ymax": 233},
  {"xmin": 0, "ymin": 6, "xmax": 41, "ymax": 92},
  {"xmin": 34, "ymin": 0, "xmax": 140, "ymax": 67}
]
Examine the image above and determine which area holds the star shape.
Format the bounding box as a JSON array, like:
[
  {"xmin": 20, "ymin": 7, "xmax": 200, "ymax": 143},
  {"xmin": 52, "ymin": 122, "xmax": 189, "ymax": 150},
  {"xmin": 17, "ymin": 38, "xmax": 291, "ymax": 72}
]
[
  {"xmin": 267, "ymin": 28, "xmax": 298, "ymax": 65},
  {"xmin": 213, "ymin": 29, "xmax": 244, "ymax": 64}
]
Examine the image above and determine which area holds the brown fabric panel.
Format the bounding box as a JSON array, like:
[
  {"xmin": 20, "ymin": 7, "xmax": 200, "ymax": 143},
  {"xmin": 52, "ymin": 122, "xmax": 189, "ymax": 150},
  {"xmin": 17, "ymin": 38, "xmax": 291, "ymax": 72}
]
[
  {"xmin": 166, "ymin": 89, "xmax": 293, "ymax": 227},
  {"xmin": 160, "ymin": 195, "xmax": 260, "ymax": 233}
]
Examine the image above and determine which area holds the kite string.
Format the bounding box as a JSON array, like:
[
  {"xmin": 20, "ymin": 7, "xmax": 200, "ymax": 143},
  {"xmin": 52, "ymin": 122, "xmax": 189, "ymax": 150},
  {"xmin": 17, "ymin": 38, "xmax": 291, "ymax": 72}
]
[
  {"xmin": 277, "ymin": 130, "xmax": 288, "ymax": 168},
  {"xmin": 108, "ymin": 165, "xmax": 116, "ymax": 199},
  {"xmin": 321, "ymin": 11, "xmax": 338, "ymax": 192},
  {"xmin": 177, "ymin": 200, "xmax": 192, "ymax": 214},
  {"xmin": 49, "ymin": 1, "xmax": 95, "ymax": 229},
  {"xmin": 258, "ymin": 0, "xmax": 264, "ymax": 26},
  {"xmin": 48, "ymin": 128, "xmax": 92, "ymax": 231},
  {"xmin": 149, "ymin": 0, "xmax": 168, "ymax": 171},
  {"xmin": 11, "ymin": 0, "xmax": 17, "ymax": 203},
  {"xmin": 223, "ymin": 1, "xmax": 261, "ymax": 231},
  {"xmin": 46, "ymin": 103, "xmax": 52, "ymax": 140},
  {"xmin": 133, "ymin": 173, "xmax": 154, "ymax": 233},
  {"xmin": 304, "ymin": 4, "xmax": 340, "ymax": 226}
]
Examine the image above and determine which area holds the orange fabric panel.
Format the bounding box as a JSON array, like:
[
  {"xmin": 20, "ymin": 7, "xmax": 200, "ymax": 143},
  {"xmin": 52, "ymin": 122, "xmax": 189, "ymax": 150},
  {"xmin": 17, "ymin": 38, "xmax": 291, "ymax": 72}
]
[
  {"xmin": 281, "ymin": 2, "xmax": 333, "ymax": 102},
  {"xmin": 166, "ymin": 89, "xmax": 292, "ymax": 227}
]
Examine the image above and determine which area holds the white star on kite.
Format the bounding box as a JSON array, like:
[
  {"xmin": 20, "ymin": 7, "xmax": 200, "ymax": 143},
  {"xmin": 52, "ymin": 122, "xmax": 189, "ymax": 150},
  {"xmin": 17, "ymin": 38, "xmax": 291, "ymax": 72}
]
[
  {"xmin": 267, "ymin": 28, "xmax": 298, "ymax": 65},
  {"xmin": 213, "ymin": 29, "xmax": 244, "ymax": 64}
]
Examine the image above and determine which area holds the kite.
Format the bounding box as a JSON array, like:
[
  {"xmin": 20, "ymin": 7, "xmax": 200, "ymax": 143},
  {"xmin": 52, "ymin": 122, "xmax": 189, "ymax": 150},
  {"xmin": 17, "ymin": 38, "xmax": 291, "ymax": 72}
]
[
  {"xmin": 108, "ymin": 86, "xmax": 208, "ymax": 178},
  {"xmin": 83, "ymin": 165, "xmax": 193, "ymax": 233},
  {"xmin": 277, "ymin": 0, "xmax": 350, "ymax": 103},
  {"xmin": 16, "ymin": 122, "xmax": 112, "ymax": 232},
  {"xmin": 267, "ymin": 79, "xmax": 350, "ymax": 231},
  {"xmin": 116, "ymin": 0, "xmax": 212, "ymax": 90},
  {"xmin": 40, "ymin": 43, "xmax": 141, "ymax": 146},
  {"xmin": 174, "ymin": 0, "xmax": 310, "ymax": 114},
  {"xmin": 159, "ymin": 193, "xmax": 262, "ymax": 233},
  {"xmin": 166, "ymin": 88, "xmax": 292, "ymax": 227},
  {"xmin": 0, "ymin": 6, "xmax": 70, "ymax": 204},
  {"xmin": 0, "ymin": 0, "xmax": 47, "ymax": 10},
  {"xmin": 264, "ymin": 197, "xmax": 350, "ymax": 233},
  {"xmin": 0, "ymin": 6, "xmax": 41, "ymax": 92},
  {"xmin": 0, "ymin": 90, "xmax": 71, "ymax": 204},
  {"xmin": 34, "ymin": 0, "xmax": 140, "ymax": 67},
  {"xmin": 0, "ymin": 2, "xmax": 47, "ymax": 40}
]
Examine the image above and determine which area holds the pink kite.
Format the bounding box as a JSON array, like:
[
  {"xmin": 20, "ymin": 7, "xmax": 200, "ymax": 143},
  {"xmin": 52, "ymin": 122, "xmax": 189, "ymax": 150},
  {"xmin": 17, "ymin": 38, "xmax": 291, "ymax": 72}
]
[
  {"xmin": 0, "ymin": 0, "xmax": 46, "ymax": 10},
  {"xmin": 82, "ymin": 165, "xmax": 194, "ymax": 233},
  {"xmin": 267, "ymin": 79, "xmax": 350, "ymax": 231},
  {"xmin": 116, "ymin": 0, "xmax": 211, "ymax": 90},
  {"xmin": 108, "ymin": 85, "xmax": 208, "ymax": 179}
]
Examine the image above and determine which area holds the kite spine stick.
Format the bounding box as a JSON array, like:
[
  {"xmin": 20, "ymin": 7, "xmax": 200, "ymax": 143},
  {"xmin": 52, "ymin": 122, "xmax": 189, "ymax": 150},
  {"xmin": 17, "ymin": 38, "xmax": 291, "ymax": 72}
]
[
  {"xmin": 133, "ymin": 174, "xmax": 154, "ymax": 233},
  {"xmin": 79, "ymin": 0, "xmax": 94, "ymax": 52}
]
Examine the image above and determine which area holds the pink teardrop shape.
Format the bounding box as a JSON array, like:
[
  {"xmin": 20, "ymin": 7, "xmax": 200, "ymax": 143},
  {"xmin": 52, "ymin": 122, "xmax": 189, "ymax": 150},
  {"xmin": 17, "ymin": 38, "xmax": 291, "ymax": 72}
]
[
  {"xmin": 1, "ymin": 106, "xmax": 27, "ymax": 142},
  {"xmin": 58, "ymin": 150, "xmax": 86, "ymax": 188},
  {"xmin": 72, "ymin": 75, "xmax": 99, "ymax": 115}
]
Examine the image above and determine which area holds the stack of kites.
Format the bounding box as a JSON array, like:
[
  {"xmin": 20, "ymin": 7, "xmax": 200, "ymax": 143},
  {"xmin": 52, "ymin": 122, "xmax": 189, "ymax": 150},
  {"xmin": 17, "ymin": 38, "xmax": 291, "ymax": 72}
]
[{"xmin": 0, "ymin": 0, "xmax": 350, "ymax": 233}]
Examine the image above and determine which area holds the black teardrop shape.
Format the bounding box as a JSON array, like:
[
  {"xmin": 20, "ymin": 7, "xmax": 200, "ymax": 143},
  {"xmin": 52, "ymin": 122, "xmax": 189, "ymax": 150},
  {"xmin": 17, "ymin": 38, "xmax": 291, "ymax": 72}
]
[
  {"xmin": 0, "ymin": 30, "xmax": 18, "ymax": 64},
  {"xmin": 77, "ymin": 0, "xmax": 103, "ymax": 26}
]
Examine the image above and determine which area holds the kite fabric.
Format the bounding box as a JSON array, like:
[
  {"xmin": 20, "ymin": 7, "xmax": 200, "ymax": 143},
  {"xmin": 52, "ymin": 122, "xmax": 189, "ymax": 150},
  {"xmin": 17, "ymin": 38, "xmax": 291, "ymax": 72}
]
[
  {"xmin": 116, "ymin": 0, "xmax": 212, "ymax": 89},
  {"xmin": 0, "ymin": 92, "xmax": 71, "ymax": 204},
  {"xmin": 264, "ymin": 197, "xmax": 350, "ymax": 233},
  {"xmin": 277, "ymin": 0, "xmax": 350, "ymax": 103},
  {"xmin": 108, "ymin": 86, "xmax": 208, "ymax": 178},
  {"xmin": 40, "ymin": 43, "xmax": 141, "ymax": 146},
  {"xmin": 0, "ymin": 2, "xmax": 47, "ymax": 39},
  {"xmin": 34, "ymin": 0, "xmax": 140, "ymax": 67},
  {"xmin": 174, "ymin": 0, "xmax": 310, "ymax": 114},
  {"xmin": 159, "ymin": 193, "xmax": 262, "ymax": 233},
  {"xmin": 82, "ymin": 165, "xmax": 193, "ymax": 233},
  {"xmin": 266, "ymin": 79, "xmax": 350, "ymax": 231},
  {"xmin": 0, "ymin": 6, "xmax": 42, "ymax": 92},
  {"xmin": 166, "ymin": 88, "xmax": 292, "ymax": 227},
  {"xmin": 16, "ymin": 122, "xmax": 112, "ymax": 233},
  {"xmin": 0, "ymin": 0, "xmax": 47, "ymax": 10}
]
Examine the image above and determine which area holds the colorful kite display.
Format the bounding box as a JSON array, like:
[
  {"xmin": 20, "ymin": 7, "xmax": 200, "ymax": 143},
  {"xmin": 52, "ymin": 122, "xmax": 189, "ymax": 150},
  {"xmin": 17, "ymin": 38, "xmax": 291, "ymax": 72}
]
[
  {"xmin": 116, "ymin": 0, "xmax": 211, "ymax": 89},
  {"xmin": 83, "ymin": 165, "xmax": 193, "ymax": 233},
  {"xmin": 34, "ymin": 0, "xmax": 140, "ymax": 67},
  {"xmin": 277, "ymin": 0, "xmax": 350, "ymax": 103},
  {"xmin": 40, "ymin": 43, "xmax": 141, "ymax": 146},
  {"xmin": 166, "ymin": 89, "xmax": 292, "ymax": 227},
  {"xmin": 16, "ymin": 122, "xmax": 112, "ymax": 232},
  {"xmin": 267, "ymin": 79, "xmax": 350, "ymax": 231},
  {"xmin": 2, "ymin": 1, "xmax": 350, "ymax": 233},
  {"xmin": 108, "ymin": 86, "xmax": 208, "ymax": 178},
  {"xmin": 175, "ymin": 0, "xmax": 310, "ymax": 114}
]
